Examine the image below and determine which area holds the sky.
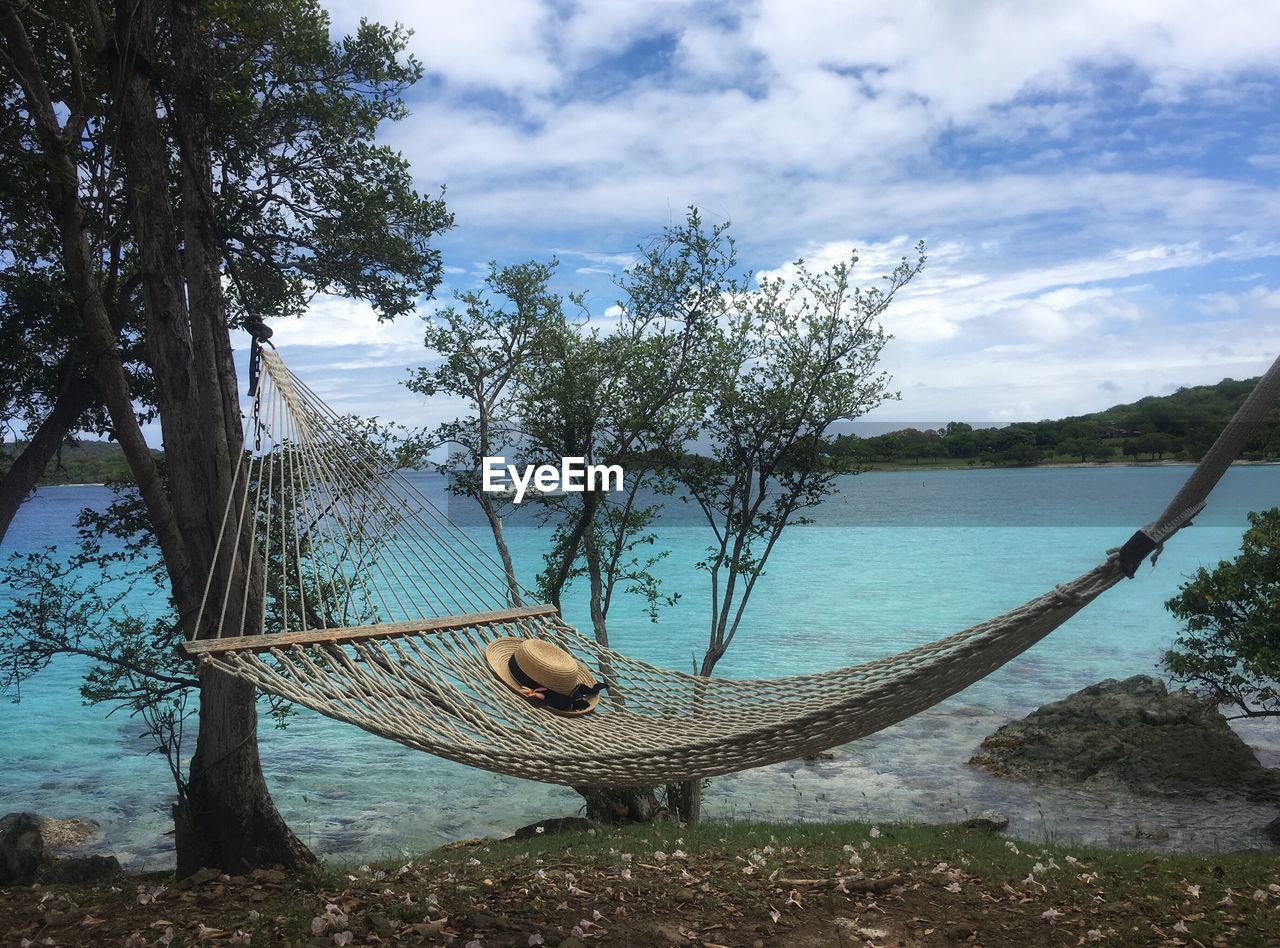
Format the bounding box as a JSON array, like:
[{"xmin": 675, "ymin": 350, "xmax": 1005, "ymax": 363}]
[{"xmin": 234, "ymin": 0, "xmax": 1280, "ymax": 434}]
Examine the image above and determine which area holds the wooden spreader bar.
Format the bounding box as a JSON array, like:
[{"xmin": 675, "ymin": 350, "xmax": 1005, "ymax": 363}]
[{"xmin": 180, "ymin": 604, "xmax": 559, "ymax": 658}]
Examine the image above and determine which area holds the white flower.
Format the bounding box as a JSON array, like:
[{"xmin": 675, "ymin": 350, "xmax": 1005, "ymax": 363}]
[
  {"xmin": 768, "ymin": 908, "xmax": 781, "ymax": 924},
  {"xmin": 1005, "ymin": 841, "xmax": 1020, "ymax": 855},
  {"xmin": 592, "ymin": 910, "xmax": 604, "ymax": 921},
  {"xmin": 1187, "ymin": 884, "xmax": 1200, "ymax": 898},
  {"xmin": 1086, "ymin": 929, "xmax": 1103, "ymax": 942},
  {"xmin": 311, "ymin": 918, "xmax": 328, "ymax": 936},
  {"xmin": 468, "ymin": 857, "xmax": 482, "ymax": 866},
  {"xmin": 1172, "ymin": 920, "xmax": 1189, "ymax": 934},
  {"xmin": 868, "ymin": 826, "xmax": 881, "ymax": 838},
  {"xmin": 653, "ymin": 850, "xmax": 668, "ymax": 862},
  {"xmin": 571, "ymin": 926, "xmax": 585, "ymax": 938},
  {"xmin": 620, "ymin": 853, "xmax": 632, "ymax": 863},
  {"xmin": 332, "ymin": 934, "xmax": 353, "ymax": 947},
  {"xmin": 621, "ymin": 868, "xmax": 631, "ymax": 880},
  {"xmin": 229, "ymin": 932, "xmax": 252, "ymax": 946},
  {"xmin": 1022, "ymin": 874, "xmax": 1036, "ymax": 886},
  {"xmin": 1041, "ymin": 908, "xmax": 1060, "ymax": 921},
  {"xmin": 1065, "ymin": 855, "xmax": 1079, "ymax": 865},
  {"xmin": 672, "ymin": 849, "xmax": 687, "ymax": 859},
  {"xmin": 1252, "ymin": 889, "xmax": 1267, "ymax": 902},
  {"xmin": 247, "ymin": 910, "xmax": 260, "ymax": 921},
  {"xmin": 932, "ymin": 862, "xmax": 950, "ymax": 874},
  {"xmin": 159, "ymin": 928, "xmax": 175, "ymax": 947},
  {"xmin": 535, "ymin": 826, "xmax": 545, "ymax": 834},
  {"xmin": 944, "ymin": 882, "xmax": 962, "ymax": 893}
]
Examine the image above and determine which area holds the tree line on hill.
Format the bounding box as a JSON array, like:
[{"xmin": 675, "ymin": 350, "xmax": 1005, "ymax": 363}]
[
  {"xmin": 824, "ymin": 377, "xmax": 1280, "ymax": 468},
  {"xmin": 0, "ymin": 440, "xmax": 154, "ymax": 485}
]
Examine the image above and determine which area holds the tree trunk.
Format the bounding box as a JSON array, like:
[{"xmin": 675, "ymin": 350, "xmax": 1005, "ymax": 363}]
[
  {"xmin": 479, "ymin": 493, "xmax": 522, "ymax": 606},
  {"xmin": 176, "ymin": 672, "xmax": 314, "ymax": 876},
  {"xmin": 574, "ymin": 785, "xmax": 665, "ymax": 824},
  {"xmin": 112, "ymin": 0, "xmax": 312, "ymax": 871},
  {"xmin": 0, "ymin": 364, "xmax": 97, "ymax": 539},
  {"xmin": 669, "ymin": 779, "xmax": 702, "ymax": 824}
]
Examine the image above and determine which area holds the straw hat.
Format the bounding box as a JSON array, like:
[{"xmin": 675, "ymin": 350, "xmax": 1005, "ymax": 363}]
[{"xmin": 486, "ymin": 637, "xmax": 606, "ymax": 716}]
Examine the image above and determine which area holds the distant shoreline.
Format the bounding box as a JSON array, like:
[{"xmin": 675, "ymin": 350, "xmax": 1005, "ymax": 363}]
[
  {"xmin": 30, "ymin": 461, "xmax": 1280, "ymax": 490},
  {"xmin": 851, "ymin": 459, "xmax": 1280, "ymax": 474}
]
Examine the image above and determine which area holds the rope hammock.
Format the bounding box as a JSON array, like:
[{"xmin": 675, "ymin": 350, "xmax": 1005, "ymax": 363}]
[{"xmin": 180, "ymin": 347, "xmax": 1280, "ymax": 786}]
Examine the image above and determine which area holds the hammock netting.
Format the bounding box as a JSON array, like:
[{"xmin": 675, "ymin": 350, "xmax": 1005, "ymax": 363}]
[{"xmin": 181, "ymin": 347, "xmax": 1280, "ymax": 786}]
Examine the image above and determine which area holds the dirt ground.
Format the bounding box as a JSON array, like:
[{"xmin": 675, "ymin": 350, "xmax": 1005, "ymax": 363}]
[{"xmin": 4, "ymin": 821, "xmax": 1279, "ymax": 947}]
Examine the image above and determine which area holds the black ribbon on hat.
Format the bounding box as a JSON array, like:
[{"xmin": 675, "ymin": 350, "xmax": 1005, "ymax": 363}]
[{"xmin": 508, "ymin": 655, "xmax": 608, "ymax": 712}]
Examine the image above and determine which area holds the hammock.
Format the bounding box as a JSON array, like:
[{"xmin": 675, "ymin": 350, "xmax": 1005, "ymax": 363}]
[{"xmin": 181, "ymin": 347, "xmax": 1280, "ymax": 786}]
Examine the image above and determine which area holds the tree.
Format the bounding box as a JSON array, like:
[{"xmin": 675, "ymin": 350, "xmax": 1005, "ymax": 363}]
[
  {"xmin": 412, "ymin": 212, "xmax": 731, "ymax": 822},
  {"xmin": 667, "ymin": 245, "xmax": 925, "ymax": 820},
  {"xmin": 1133, "ymin": 431, "xmax": 1180, "ymax": 460},
  {"xmin": 1058, "ymin": 437, "xmax": 1112, "ymax": 463},
  {"xmin": 1162, "ymin": 508, "xmax": 1280, "ymax": 719},
  {"xmin": 407, "ymin": 260, "xmax": 566, "ymax": 605},
  {"xmin": 0, "ymin": 0, "xmax": 449, "ymax": 872}
]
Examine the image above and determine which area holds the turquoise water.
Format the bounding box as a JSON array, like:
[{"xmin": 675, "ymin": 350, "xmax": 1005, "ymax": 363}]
[{"xmin": 2, "ymin": 465, "xmax": 1278, "ymax": 866}]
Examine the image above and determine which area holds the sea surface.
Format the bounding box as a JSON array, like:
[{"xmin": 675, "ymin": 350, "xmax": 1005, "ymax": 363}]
[{"xmin": 2, "ymin": 465, "xmax": 1278, "ymax": 868}]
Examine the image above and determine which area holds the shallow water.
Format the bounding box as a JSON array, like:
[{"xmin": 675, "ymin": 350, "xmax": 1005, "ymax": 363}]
[{"xmin": 2, "ymin": 466, "xmax": 1277, "ymax": 868}]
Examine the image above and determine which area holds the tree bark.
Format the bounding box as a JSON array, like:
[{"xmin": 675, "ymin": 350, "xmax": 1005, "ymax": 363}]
[
  {"xmin": 113, "ymin": 0, "xmax": 313, "ymax": 873},
  {"xmin": 573, "ymin": 785, "xmax": 665, "ymax": 824},
  {"xmin": 669, "ymin": 779, "xmax": 702, "ymax": 824}
]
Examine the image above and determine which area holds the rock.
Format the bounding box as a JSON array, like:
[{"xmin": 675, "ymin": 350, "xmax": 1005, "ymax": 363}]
[
  {"xmin": 970, "ymin": 676, "xmax": 1280, "ymax": 802},
  {"xmin": 42, "ymin": 854, "xmax": 122, "ymax": 884},
  {"xmin": 1127, "ymin": 824, "xmax": 1170, "ymax": 841},
  {"xmin": 507, "ymin": 816, "xmax": 597, "ymax": 841},
  {"xmin": 803, "ymin": 751, "xmax": 836, "ymax": 762},
  {"xmin": 177, "ymin": 865, "xmax": 223, "ymax": 888},
  {"xmin": 963, "ymin": 809, "xmax": 1009, "ymax": 833},
  {"xmin": 1264, "ymin": 816, "xmax": 1280, "ymax": 846},
  {"xmin": 36, "ymin": 816, "xmax": 100, "ymax": 849},
  {"xmin": 0, "ymin": 812, "xmax": 44, "ymax": 885}
]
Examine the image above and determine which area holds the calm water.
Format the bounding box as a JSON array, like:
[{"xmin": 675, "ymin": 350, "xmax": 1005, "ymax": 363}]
[{"xmin": 2, "ymin": 465, "xmax": 1277, "ymax": 868}]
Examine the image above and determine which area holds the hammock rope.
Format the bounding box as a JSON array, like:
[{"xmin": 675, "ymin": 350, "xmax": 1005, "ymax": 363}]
[{"xmin": 180, "ymin": 347, "xmax": 1280, "ymax": 786}]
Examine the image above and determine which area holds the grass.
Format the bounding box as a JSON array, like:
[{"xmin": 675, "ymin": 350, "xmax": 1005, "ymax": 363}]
[{"xmin": 5, "ymin": 819, "xmax": 1278, "ymax": 946}]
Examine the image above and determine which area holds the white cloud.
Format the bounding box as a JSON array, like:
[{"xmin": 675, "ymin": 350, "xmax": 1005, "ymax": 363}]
[{"xmin": 242, "ymin": 1, "xmax": 1280, "ymax": 432}]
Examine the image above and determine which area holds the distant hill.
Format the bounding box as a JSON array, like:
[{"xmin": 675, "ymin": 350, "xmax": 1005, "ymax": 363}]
[
  {"xmin": 0, "ymin": 440, "xmax": 155, "ymax": 486},
  {"xmin": 827, "ymin": 376, "xmax": 1279, "ymax": 469},
  {"xmin": 1075, "ymin": 376, "xmax": 1261, "ymax": 432}
]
